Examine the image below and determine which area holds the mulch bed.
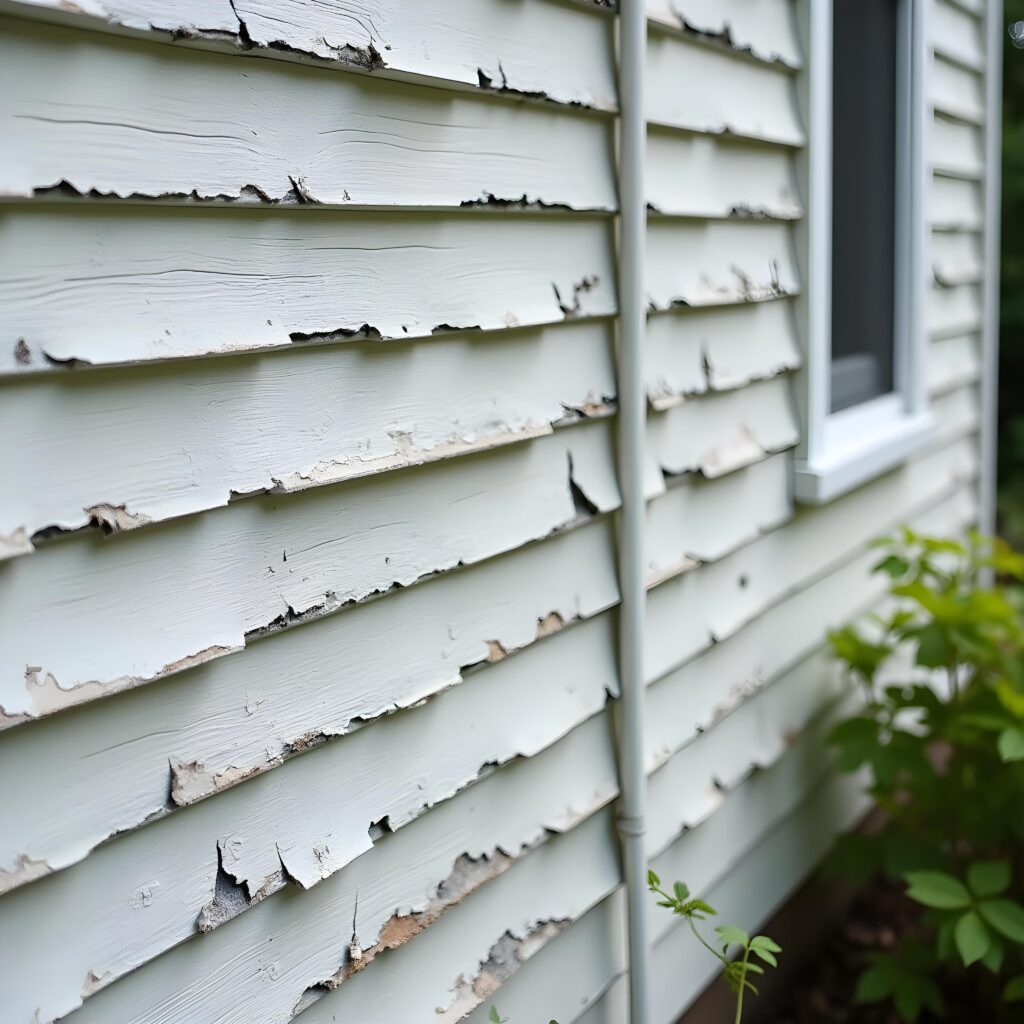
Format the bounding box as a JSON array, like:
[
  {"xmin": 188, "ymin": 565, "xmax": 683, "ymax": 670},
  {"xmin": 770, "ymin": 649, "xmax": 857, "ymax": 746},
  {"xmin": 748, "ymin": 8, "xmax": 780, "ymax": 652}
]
[{"xmin": 770, "ymin": 880, "xmax": 1009, "ymax": 1024}]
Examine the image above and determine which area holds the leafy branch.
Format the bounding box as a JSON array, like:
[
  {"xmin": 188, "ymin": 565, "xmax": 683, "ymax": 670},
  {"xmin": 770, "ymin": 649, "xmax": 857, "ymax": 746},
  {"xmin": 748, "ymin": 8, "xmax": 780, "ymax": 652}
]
[
  {"xmin": 829, "ymin": 529, "xmax": 1024, "ymax": 1021},
  {"xmin": 648, "ymin": 871, "xmax": 781, "ymax": 1024}
]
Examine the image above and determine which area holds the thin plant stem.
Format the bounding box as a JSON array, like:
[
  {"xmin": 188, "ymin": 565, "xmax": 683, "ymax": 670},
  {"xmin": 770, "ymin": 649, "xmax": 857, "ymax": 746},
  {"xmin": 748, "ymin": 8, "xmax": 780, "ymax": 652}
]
[
  {"xmin": 733, "ymin": 946, "xmax": 752, "ymax": 1024},
  {"xmin": 685, "ymin": 915, "xmax": 727, "ymax": 967}
]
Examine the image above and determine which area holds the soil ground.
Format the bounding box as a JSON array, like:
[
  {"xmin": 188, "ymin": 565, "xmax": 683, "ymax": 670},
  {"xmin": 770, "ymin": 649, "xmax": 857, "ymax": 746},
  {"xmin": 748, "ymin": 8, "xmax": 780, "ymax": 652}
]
[{"xmin": 770, "ymin": 881, "xmax": 1007, "ymax": 1024}]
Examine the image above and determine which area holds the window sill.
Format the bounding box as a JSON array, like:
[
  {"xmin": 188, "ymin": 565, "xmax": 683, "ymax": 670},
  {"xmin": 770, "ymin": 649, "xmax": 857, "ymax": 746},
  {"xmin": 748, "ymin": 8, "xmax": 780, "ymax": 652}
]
[{"xmin": 794, "ymin": 400, "xmax": 934, "ymax": 504}]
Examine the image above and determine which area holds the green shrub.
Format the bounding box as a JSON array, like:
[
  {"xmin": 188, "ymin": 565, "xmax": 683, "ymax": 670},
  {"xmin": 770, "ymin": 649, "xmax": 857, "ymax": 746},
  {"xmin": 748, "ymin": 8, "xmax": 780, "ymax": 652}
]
[{"xmin": 829, "ymin": 529, "xmax": 1024, "ymax": 1020}]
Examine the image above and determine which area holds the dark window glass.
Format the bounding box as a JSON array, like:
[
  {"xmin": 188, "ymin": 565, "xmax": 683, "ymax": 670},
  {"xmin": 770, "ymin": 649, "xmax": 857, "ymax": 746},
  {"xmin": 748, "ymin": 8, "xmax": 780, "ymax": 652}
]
[{"xmin": 830, "ymin": 0, "xmax": 899, "ymax": 413}]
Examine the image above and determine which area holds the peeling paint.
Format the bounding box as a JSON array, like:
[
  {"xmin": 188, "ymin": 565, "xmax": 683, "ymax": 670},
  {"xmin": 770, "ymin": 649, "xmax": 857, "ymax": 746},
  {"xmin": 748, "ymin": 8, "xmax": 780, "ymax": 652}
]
[
  {"xmin": 328, "ymin": 851, "xmax": 518, "ymax": 988},
  {"xmin": 1, "ymin": 16, "xmax": 619, "ymax": 211},
  {"xmin": 9, "ymin": 644, "xmax": 239, "ymax": 725},
  {"xmin": 439, "ymin": 920, "xmax": 570, "ymax": 1022},
  {"xmin": 646, "ymin": 220, "xmax": 799, "ymax": 312},
  {"xmin": 0, "ymin": 517, "xmax": 620, "ymax": 909},
  {"xmin": 0, "ymin": 473, "xmax": 980, "ymax": 1024},
  {"xmin": 650, "ymin": 375, "xmax": 799, "ymax": 480},
  {"xmin": 0, "ymin": 208, "xmax": 616, "ymax": 373},
  {"xmin": 0, "ymin": 420, "xmax": 619, "ymax": 724},
  {"xmin": 645, "ymin": 30, "xmax": 804, "ymax": 146},
  {"xmin": 0, "ymin": 0, "xmax": 617, "ymax": 110},
  {"xmin": 0, "ymin": 7, "xmax": 995, "ymax": 1024},
  {"xmin": 0, "ymin": 527, "xmax": 33, "ymax": 561},
  {"xmin": 459, "ymin": 192, "xmax": 574, "ymax": 212},
  {"xmin": 647, "ymin": 0, "xmax": 804, "ymax": 69},
  {"xmin": 268, "ymin": 425, "xmax": 555, "ymax": 497},
  {"xmin": 84, "ymin": 503, "xmax": 152, "ymax": 534},
  {"xmin": 645, "ymin": 298, "xmax": 799, "ymax": 408},
  {"xmin": 553, "ymin": 275, "xmax": 601, "ymax": 318},
  {"xmin": 196, "ymin": 847, "xmax": 250, "ymax": 932},
  {"xmin": 0, "ymin": 692, "xmax": 621, "ymax": 1024}
]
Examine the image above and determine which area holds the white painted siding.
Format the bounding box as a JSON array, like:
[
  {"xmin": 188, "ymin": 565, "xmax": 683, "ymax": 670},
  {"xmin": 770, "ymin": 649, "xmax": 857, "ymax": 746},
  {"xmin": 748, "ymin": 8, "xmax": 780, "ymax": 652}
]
[{"xmin": 0, "ymin": 2, "xmax": 995, "ymax": 1023}]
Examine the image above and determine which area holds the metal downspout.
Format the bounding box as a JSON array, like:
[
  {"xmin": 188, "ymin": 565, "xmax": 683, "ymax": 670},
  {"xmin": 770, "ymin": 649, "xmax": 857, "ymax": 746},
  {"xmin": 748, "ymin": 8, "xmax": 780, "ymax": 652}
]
[
  {"xmin": 981, "ymin": 0, "xmax": 1004, "ymax": 539},
  {"xmin": 615, "ymin": 3, "xmax": 652, "ymax": 1023}
]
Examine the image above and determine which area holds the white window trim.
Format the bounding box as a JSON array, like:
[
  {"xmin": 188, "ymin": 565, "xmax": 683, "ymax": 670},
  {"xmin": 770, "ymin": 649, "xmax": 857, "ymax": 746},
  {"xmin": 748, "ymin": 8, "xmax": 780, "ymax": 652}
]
[{"xmin": 793, "ymin": 0, "xmax": 933, "ymax": 505}]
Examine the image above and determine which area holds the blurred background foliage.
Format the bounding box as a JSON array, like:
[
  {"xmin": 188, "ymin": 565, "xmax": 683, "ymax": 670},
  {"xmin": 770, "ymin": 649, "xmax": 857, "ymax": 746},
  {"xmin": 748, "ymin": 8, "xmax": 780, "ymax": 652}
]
[{"xmin": 999, "ymin": 2, "xmax": 1024, "ymax": 546}]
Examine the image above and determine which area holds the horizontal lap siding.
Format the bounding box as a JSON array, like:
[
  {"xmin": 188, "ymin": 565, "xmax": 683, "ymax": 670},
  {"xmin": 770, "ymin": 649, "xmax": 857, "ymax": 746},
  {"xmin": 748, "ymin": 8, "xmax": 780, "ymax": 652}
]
[
  {"xmin": 0, "ymin": 419, "xmax": 623, "ymax": 724},
  {"xmin": 0, "ymin": 2, "xmax": 997, "ymax": 1024},
  {"xmin": 0, "ymin": 207, "xmax": 617, "ymax": 372},
  {"xmin": 926, "ymin": 0, "xmax": 988, "ymax": 530},
  {"xmin": 1, "ymin": 2, "xmax": 625, "ymax": 1020},
  {"xmin": 472, "ymin": 1, "xmax": 992, "ymax": 1019},
  {"xmin": 454, "ymin": 476, "xmax": 978, "ymax": 1024},
  {"xmin": 2, "ymin": 0, "xmax": 618, "ymax": 107},
  {"xmin": 0, "ymin": 18, "xmax": 616, "ymax": 208},
  {"xmin": 46, "ymin": 454, "xmax": 983, "ymax": 1024},
  {"xmin": 1, "ymin": 321, "xmax": 617, "ymax": 545}
]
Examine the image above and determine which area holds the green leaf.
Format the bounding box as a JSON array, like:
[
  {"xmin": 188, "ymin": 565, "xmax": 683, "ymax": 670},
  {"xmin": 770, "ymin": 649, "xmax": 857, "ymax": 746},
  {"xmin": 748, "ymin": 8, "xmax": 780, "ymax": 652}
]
[
  {"xmin": 749, "ymin": 935, "xmax": 782, "ymax": 953},
  {"xmin": 672, "ymin": 880, "xmax": 689, "ymax": 903},
  {"xmin": 688, "ymin": 899, "xmax": 716, "ymax": 916},
  {"xmin": 647, "ymin": 869, "xmax": 660, "ymax": 888},
  {"xmin": 894, "ymin": 979, "xmax": 924, "ymax": 1023},
  {"xmin": 828, "ymin": 627, "xmax": 891, "ymax": 681},
  {"xmin": 870, "ymin": 532, "xmax": 900, "ymax": 549},
  {"xmin": 722, "ymin": 961, "xmax": 746, "ymax": 994},
  {"xmin": 828, "ymin": 716, "xmax": 881, "ymax": 772},
  {"xmin": 904, "ymin": 871, "xmax": 972, "ymax": 909},
  {"xmin": 921, "ymin": 536, "xmax": 966, "ymax": 556},
  {"xmin": 1004, "ymin": 975, "xmax": 1024, "ymax": 1002},
  {"xmin": 978, "ymin": 899, "xmax": 1024, "ymax": 943},
  {"xmin": 936, "ymin": 918, "xmax": 955, "ymax": 960},
  {"xmin": 957, "ymin": 713, "xmax": 1013, "ymax": 733},
  {"xmin": 854, "ymin": 966, "xmax": 894, "ymax": 1003},
  {"xmin": 997, "ymin": 679, "xmax": 1024, "ymax": 718},
  {"xmin": 955, "ymin": 911, "xmax": 990, "ymax": 966},
  {"xmin": 874, "ymin": 554, "xmax": 910, "ymax": 578},
  {"xmin": 981, "ymin": 934, "xmax": 1004, "ymax": 974},
  {"xmin": 489, "ymin": 1008, "xmax": 503, "ymax": 1024},
  {"xmin": 714, "ymin": 924, "xmax": 749, "ymax": 947},
  {"xmin": 998, "ymin": 727, "xmax": 1024, "ymax": 762},
  {"xmin": 752, "ymin": 948, "xmax": 778, "ymax": 968},
  {"xmin": 968, "ymin": 860, "xmax": 1012, "ymax": 898},
  {"xmin": 919, "ymin": 978, "xmax": 945, "ymax": 1015},
  {"xmin": 914, "ymin": 622, "xmax": 951, "ymax": 668}
]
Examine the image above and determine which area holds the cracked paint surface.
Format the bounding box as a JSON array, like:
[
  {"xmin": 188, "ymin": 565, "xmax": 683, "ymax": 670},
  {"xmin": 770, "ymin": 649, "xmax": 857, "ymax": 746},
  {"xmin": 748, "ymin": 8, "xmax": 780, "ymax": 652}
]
[
  {"xmin": 0, "ymin": 17, "xmax": 616, "ymax": 210},
  {"xmin": 3, "ymin": 0, "xmax": 617, "ymax": 109},
  {"xmin": 0, "ymin": 420, "xmax": 621, "ymax": 723},
  {"xmin": 0, "ymin": 1, "xmax": 994, "ymax": 1022},
  {"xmin": 0, "ymin": 208, "xmax": 615, "ymax": 372},
  {"xmin": 1, "ymin": 321, "xmax": 615, "ymax": 550}
]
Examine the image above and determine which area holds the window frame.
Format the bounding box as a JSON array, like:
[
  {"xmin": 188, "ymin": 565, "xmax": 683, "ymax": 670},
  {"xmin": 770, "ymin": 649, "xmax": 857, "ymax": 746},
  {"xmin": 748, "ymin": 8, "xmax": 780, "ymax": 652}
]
[{"xmin": 793, "ymin": 0, "xmax": 933, "ymax": 504}]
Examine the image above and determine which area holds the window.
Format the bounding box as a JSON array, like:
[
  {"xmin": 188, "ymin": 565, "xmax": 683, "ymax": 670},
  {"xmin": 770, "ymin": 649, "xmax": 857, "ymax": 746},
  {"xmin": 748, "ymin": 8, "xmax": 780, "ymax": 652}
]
[
  {"xmin": 793, "ymin": 0, "xmax": 933, "ymax": 503},
  {"xmin": 831, "ymin": 0, "xmax": 898, "ymax": 413}
]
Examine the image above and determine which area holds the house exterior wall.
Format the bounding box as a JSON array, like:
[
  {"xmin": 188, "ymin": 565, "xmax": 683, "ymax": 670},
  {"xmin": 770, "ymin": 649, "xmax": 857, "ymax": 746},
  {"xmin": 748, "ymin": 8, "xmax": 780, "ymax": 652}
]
[{"xmin": 0, "ymin": 1, "xmax": 996, "ymax": 1022}]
